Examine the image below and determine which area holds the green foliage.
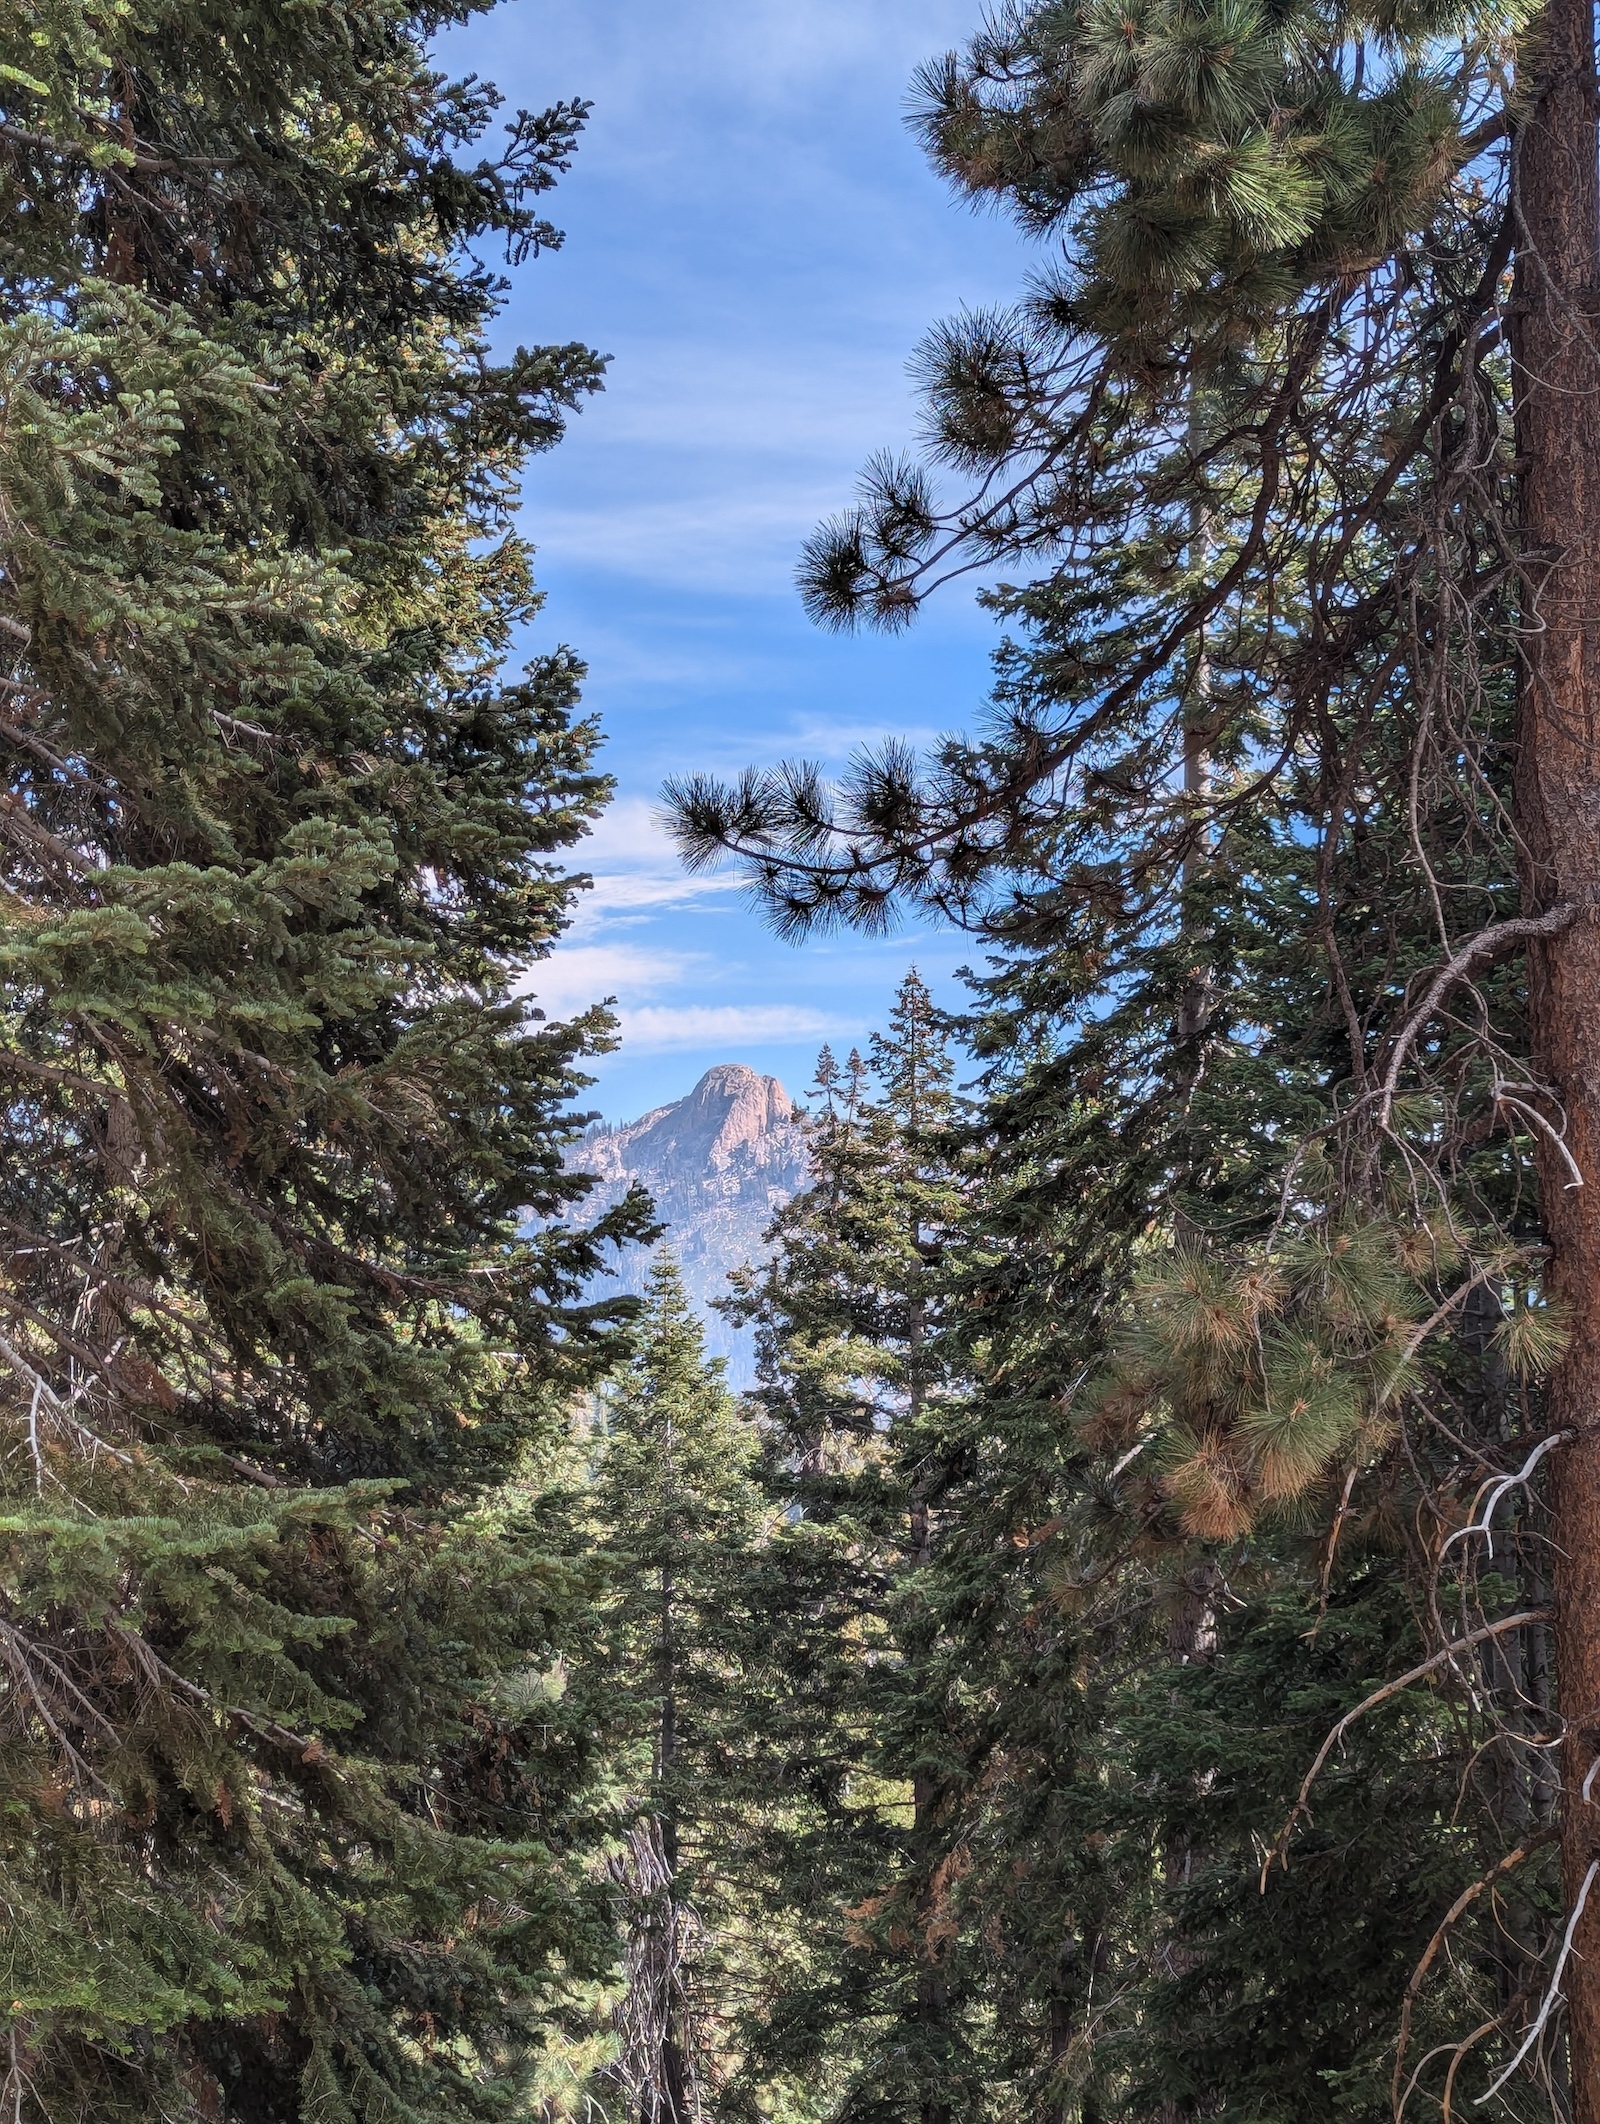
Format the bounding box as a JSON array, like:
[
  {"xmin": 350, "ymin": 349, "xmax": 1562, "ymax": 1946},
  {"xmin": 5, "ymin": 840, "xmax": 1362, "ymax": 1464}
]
[
  {"xmin": 704, "ymin": 978, "xmax": 987, "ymax": 2124},
  {"xmin": 658, "ymin": 0, "xmax": 1576, "ymax": 2105},
  {"xmin": 580, "ymin": 1258, "xmax": 767, "ymax": 2119},
  {"xmin": 0, "ymin": 4, "xmax": 646, "ymax": 2115},
  {"xmin": 590, "ymin": 1255, "xmax": 766, "ymax": 1811},
  {"xmin": 1088, "ymin": 1222, "xmax": 1432, "ymax": 1537},
  {"xmin": 912, "ymin": 0, "xmax": 1478, "ymax": 360},
  {"xmin": 1106, "ymin": 1571, "xmax": 1557, "ymax": 2124}
]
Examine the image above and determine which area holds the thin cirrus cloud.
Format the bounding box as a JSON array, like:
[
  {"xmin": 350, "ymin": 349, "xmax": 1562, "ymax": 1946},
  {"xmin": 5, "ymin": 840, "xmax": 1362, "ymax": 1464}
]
[
  {"xmin": 532, "ymin": 486, "xmax": 844, "ymax": 599},
  {"xmin": 581, "ymin": 871, "xmax": 738, "ymax": 919},
  {"xmin": 561, "ymin": 343, "xmax": 913, "ymax": 459},
  {"xmin": 617, "ymin": 1004, "xmax": 836, "ymax": 1054},
  {"xmin": 491, "ymin": 2, "xmax": 1030, "ymax": 611},
  {"xmin": 443, "ymin": 0, "xmax": 1027, "ymax": 1120},
  {"xmin": 458, "ymin": 0, "xmax": 988, "ymax": 144},
  {"xmin": 521, "ymin": 940, "xmax": 684, "ymax": 1022},
  {"xmin": 564, "ymin": 799, "xmax": 741, "ymax": 928},
  {"xmin": 523, "ymin": 338, "xmax": 942, "ymax": 600},
  {"xmin": 521, "ymin": 943, "xmax": 841, "ymax": 1059}
]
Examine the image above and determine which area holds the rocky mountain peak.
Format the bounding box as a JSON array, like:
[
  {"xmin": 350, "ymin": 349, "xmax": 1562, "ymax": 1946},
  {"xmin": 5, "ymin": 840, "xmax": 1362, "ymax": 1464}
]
[
  {"xmin": 680, "ymin": 1062, "xmax": 794, "ymax": 1156},
  {"xmin": 567, "ymin": 1065, "xmax": 813, "ymax": 1384},
  {"xmin": 584, "ymin": 1064, "xmax": 799, "ymax": 1184}
]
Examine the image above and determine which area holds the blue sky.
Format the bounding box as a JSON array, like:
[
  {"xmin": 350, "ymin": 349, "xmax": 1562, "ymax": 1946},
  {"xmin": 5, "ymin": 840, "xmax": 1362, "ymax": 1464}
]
[{"xmin": 439, "ymin": 0, "xmax": 1032, "ymax": 1122}]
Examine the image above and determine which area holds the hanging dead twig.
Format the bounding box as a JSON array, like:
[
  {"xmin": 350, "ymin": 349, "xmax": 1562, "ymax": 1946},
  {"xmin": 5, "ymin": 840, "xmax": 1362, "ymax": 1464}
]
[
  {"xmin": 1263, "ymin": 1611, "xmax": 1553, "ymax": 1886},
  {"xmin": 1392, "ymin": 1830, "xmax": 1559, "ymax": 2120},
  {"xmin": 1475, "ymin": 1860, "xmax": 1600, "ymax": 2105},
  {"xmin": 1441, "ymin": 1432, "xmax": 1571, "ymax": 1561}
]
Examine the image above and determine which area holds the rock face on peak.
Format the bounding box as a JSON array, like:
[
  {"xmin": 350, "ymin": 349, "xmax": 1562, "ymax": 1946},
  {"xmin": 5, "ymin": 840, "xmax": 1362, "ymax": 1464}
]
[{"xmin": 567, "ymin": 1065, "xmax": 812, "ymax": 1384}]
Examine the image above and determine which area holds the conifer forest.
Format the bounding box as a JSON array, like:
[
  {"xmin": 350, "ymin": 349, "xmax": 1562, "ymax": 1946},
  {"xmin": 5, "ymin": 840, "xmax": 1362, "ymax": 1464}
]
[{"xmin": 11, "ymin": 0, "xmax": 1600, "ymax": 2118}]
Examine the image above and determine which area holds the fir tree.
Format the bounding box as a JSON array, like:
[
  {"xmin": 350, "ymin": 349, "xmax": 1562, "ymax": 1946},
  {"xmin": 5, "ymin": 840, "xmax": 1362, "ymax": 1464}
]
[
  {"xmin": 0, "ymin": 4, "xmax": 645, "ymax": 2115},
  {"xmin": 722, "ymin": 979, "xmax": 978, "ymax": 2124},
  {"xmin": 586, "ymin": 1257, "xmax": 765, "ymax": 2124}
]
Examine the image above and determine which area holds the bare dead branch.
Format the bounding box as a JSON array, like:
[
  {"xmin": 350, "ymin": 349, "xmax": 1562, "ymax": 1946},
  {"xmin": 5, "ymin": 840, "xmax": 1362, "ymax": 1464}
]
[
  {"xmin": 1441, "ymin": 1432, "xmax": 1571, "ymax": 1561},
  {"xmin": 1377, "ymin": 905, "xmax": 1584, "ymax": 1126},
  {"xmin": 1264, "ymin": 1611, "xmax": 1553, "ymax": 1884},
  {"xmin": 1476, "ymin": 1859, "xmax": 1600, "ymax": 2104},
  {"xmin": 1392, "ymin": 1831, "xmax": 1559, "ymax": 2119}
]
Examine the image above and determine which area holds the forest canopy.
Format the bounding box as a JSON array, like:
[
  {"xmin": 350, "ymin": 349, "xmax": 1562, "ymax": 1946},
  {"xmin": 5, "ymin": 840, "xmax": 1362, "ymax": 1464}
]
[
  {"xmin": 4, "ymin": 0, "xmax": 1600, "ymax": 2120},
  {"xmin": 663, "ymin": 0, "xmax": 1600, "ymax": 2114}
]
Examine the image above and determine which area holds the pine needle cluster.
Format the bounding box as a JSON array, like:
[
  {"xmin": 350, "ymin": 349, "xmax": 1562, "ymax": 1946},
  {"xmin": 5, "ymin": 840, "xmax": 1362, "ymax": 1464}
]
[
  {"xmin": 1091, "ymin": 1225, "xmax": 1424, "ymax": 1533},
  {"xmin": 658, "ymin": 0, "xmax": 1581, "ymax": 2104}
]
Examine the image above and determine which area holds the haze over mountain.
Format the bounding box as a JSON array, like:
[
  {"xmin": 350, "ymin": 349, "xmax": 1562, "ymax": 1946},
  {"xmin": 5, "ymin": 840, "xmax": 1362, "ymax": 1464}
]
[{"xmin": 568, "ymin": 1064, "xmax": 812, "ymax": 1382}]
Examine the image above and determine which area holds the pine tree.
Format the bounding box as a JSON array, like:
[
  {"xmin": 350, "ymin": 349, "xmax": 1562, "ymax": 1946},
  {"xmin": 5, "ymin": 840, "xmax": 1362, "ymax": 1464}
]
[
  {"xmin": 0, "ymin": 4, "xmax": 646, "ymax": 2115},
  {"xmin": 663, "ymin": 0, "xmax": 1593, "ymax": 2106},
  {"xmin": 909, "ymin": 897, "xmax": 1555, "ymax": 2121}
]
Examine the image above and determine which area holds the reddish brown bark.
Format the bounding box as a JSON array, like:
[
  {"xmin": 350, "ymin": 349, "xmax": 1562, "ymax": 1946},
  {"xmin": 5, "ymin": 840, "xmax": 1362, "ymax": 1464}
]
[{"xmin": 1513, "ymin": 0, "xmax": 1600, "ymax": 2108}]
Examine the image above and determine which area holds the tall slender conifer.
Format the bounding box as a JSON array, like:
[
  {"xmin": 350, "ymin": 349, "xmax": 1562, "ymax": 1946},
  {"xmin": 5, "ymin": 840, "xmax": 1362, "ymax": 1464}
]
[
  {"xmin": 588, "ymin": 1258, "xmax": 765, "ymax": 2124},
  {"xmin": 0, "ymin": 5, "xmax": 642, "ymax": 2114},
  {"xmin": 723, "ymin": 982, "xmax": 974, "ymax": 2122}
]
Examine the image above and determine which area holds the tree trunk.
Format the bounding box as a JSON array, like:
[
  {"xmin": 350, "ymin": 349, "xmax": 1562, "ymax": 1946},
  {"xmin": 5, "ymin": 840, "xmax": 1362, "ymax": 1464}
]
[
  {"xmin": 913, "ymin": 1759, "xmax": 953, "ymax": 2124},
  {"xmin": 909, "ymin": 1456, "xmax": 952, "ymax": 2124},
  {"xmin": 1152, "ymin": 1566, "xmax": 1220, "ymax": 2124},
  {"xmin": 656, "ymin": 1560, "xmax": 692, "ymax": 2122},
  {"xmin": 1513, "ymin": 0, "xmax": 1600, "ymax": 2107},
  {"xmin": 660, "ymin": 2024, "xmax": 692, "ymax": 2124}
]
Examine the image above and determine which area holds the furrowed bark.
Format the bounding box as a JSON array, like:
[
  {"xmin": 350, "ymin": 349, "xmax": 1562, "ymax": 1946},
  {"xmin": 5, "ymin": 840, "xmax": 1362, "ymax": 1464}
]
[{"xmin": 1512, "ymin": 0, "xmax": 1600, "ymax": 2106}]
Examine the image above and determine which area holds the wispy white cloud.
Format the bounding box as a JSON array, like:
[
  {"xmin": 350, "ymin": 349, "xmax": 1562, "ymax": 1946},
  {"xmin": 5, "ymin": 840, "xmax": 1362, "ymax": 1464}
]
[
  {"xmin": 435, "ymin": 0, "xmax": 1003, "ymax": 1119},
  {"xmin": 568, "ymin": 796, "xmax": 681, "ymax": 867},
  {"xmin": 777, "ymin": 712, "xmax": 949, "ymax": 755},
  {"xmin": 558, "ymin": 342, "xmax": 922, "ymax": 459},
  {"xmin": 617, "ymin": 1003, "xmax": 836, "ymax": 1052},
  {"xmin": 522, "ymin": 335, "xmax": 945, "ymax": 595},
  {"xmin": 564, "ymin": 798, "xmax": 741, "ymax": 929},
  {"xmin": 520, "ymin": 939, "xmax": 687, "ymax": 1019},
  {"xmin": 530, "ymin": 487, "xmax": 841, "ymax": 598},
  {"xmin": 581, "ymin": 872, "xmax": 739, "ymax": 919},
  {"xmin": 561, "ymin": 624, "xmax": 775, "ymax": 698}
]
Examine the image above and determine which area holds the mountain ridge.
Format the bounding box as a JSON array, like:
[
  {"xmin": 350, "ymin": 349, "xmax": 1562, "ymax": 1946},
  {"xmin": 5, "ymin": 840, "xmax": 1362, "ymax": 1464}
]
[{"xmin": 567, "ymin": 1063, "xmax": 812, "ymax": 1382}]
